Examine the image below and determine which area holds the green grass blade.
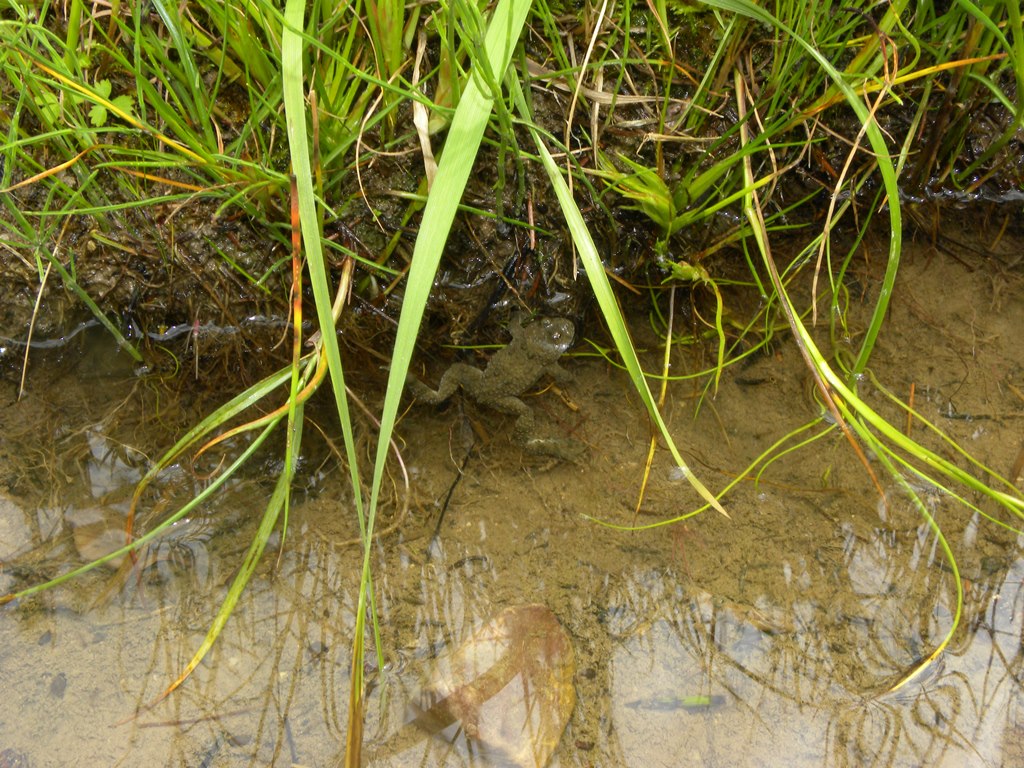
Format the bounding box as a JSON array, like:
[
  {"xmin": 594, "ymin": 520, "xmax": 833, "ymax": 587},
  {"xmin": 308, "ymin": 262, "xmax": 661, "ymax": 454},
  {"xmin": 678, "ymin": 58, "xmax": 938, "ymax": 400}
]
[
  {"xmin": 154, "ymin": 414, "xmax": 303, "ymax": 703},
  {"xmin": 368, "ymin": 0, "xmax": 536, "ymax": 531},
  {"xmin": 43, "ymin": 233, "xmax": 142, "ymax": 362},
  {"xmin": 511, "ymin": 80, "xmax": 727, "ymax": 518},
  {"xmin": 699, "ymin": 0, "xmax": 902, "ymax": 380},
  {"xmin": 282, "ymin": 0, "xmax": 537, "ymax": 758},
  {"xmin": 1, "ymin": 419, "xmax": 280, "ymax": 604},
  {"xmin": 282, "ymin": 1, "xmax": 364, "ymax": 536}
]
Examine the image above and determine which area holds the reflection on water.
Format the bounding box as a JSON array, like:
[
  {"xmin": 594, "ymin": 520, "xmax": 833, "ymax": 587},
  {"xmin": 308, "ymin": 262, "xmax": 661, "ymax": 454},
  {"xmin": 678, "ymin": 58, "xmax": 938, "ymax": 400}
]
[
  {"xmin": 600, "ymin": 493, "xmax": 1024, "ymax": 767},
  {"xmin": 364, "ymin": 604, "xmax": 575, "ymax": 768},
  {"xmin": 1, "ymin": 425, "xmax": 1023, "ymax": 767},
  {"xmin": 1, "ymin": 239, "xmax": 1024, "ymax": 766}
]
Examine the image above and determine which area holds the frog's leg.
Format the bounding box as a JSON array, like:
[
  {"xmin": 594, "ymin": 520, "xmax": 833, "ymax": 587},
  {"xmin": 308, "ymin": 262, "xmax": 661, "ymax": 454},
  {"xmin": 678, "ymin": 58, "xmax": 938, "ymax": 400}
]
[
  {"xmin": 491, "ymin": 396, "xmax": 534, "ymax": 440},
  {"xmin": 496, "ymin": 397, "xmax": 585, "ymax": 461},
  {"xmin": 408, "ymin": 363, "xmax": 482, "ymax": 404},
  {"xmin": 543, "ymin": 362, "xmax": 573, "ymax": 384}
]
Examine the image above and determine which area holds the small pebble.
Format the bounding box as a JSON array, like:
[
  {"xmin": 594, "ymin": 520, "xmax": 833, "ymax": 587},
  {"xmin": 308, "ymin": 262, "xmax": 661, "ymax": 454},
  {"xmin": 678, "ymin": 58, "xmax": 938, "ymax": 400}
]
[
  {"xmin": 981, "ymin": 555, "xmax": 1004, "ymax": 576},
  {"xmin": 49, "ymin": 672, "xmax": 67, "ymax": 699},
  {"xmin": 0, "ymin": 748, "xmax": 31, "ymax": 768},
  {"xmin": 308, "ymin": 640, "xmax": 329, "ymax": 657}
]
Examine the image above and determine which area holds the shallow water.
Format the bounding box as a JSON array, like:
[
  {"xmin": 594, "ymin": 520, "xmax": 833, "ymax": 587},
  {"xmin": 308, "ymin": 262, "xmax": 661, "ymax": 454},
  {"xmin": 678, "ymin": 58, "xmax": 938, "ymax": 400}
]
[{"xmin": 1, "ymin": 229, "xmax": 1023, "ymax": 767}]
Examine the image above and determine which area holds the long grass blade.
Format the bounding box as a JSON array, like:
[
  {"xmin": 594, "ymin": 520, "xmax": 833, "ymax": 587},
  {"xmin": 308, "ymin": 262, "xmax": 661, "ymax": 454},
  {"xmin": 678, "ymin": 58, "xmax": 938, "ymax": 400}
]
[
  {"xmin": 284, "ymin": 0, "xmax": 535, "ymax": 759},
  {"xmin": 511, "ymin": 80, "xmax": 728, "ymax": 518},
  {"xmin": 698, "ymin": 0, "xmax": 902, "ymax": 379}
]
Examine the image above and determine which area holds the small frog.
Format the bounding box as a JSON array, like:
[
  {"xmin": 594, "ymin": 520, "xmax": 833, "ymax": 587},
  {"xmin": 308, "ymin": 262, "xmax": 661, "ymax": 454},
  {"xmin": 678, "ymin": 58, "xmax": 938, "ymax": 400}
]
[{"xmin": 409, "ymin": 316, "xmax": 583, "ymax": 459}]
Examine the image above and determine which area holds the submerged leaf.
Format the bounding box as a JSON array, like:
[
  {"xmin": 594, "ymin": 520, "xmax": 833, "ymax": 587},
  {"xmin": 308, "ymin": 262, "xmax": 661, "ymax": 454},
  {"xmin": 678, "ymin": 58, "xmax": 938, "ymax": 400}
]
[
  {"xmin": 625, "ymin": 693, "xmax": 726, "ymax": 712},
  {"xmin": 377, "ymin": 604, "xmax": 576, "ymax": 768}
]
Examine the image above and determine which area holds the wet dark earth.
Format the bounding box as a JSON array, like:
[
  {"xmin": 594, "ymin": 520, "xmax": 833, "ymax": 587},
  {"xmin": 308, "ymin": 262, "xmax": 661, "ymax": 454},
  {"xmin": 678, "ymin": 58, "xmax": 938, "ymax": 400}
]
[{"xmin": 1, "ymin": 227, "xmax": 1024, "ymax": 767}]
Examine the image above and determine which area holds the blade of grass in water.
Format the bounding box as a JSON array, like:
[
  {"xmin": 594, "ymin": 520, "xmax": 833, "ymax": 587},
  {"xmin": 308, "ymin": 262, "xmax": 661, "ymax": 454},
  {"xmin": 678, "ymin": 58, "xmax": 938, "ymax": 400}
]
[
  {"xmin": 282, "ymin": 7, "xmax": 373, "ymax": 756},
  {"xmin": 152, "ymin": 415, "xmax": 303, "ymax": 704},
  {"xmin": 285, "ymin": 0, "xmax": 535, "ymax": 760},
  {"xmin": 698, "ymin": 0, "xmax": 902, "ymax": 380},
  {"xmin": 510, "ymin": 77, "xmax": 728, "ymax": 519},
  {"xmin": 361, "ymin": 0, "xmax": 537, "ymax": 758},
  {"xmin": 724, "ymin": 10, "xmax": 1019, "ymax": 691}
]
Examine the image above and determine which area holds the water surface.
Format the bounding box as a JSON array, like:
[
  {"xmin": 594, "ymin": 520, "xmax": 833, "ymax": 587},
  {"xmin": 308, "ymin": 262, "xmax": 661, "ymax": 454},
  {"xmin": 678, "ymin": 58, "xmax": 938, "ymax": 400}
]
[{"xmin": 1, "ymin": 230, "xmax": 1023, "ymax": 767}]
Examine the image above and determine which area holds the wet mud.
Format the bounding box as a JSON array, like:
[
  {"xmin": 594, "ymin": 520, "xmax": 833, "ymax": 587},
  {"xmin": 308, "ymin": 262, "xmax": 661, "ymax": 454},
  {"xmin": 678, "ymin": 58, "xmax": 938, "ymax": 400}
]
[{"xmin": 0, "ymin": 225, "xmax": 1023, "ymax": 767}]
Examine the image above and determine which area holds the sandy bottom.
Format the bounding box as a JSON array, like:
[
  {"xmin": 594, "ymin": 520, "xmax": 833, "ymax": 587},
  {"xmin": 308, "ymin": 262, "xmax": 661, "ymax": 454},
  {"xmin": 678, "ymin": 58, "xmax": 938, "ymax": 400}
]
[{"xmin": 1, "ymin": 225, "xmax": 1023, "ymax": 767}]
